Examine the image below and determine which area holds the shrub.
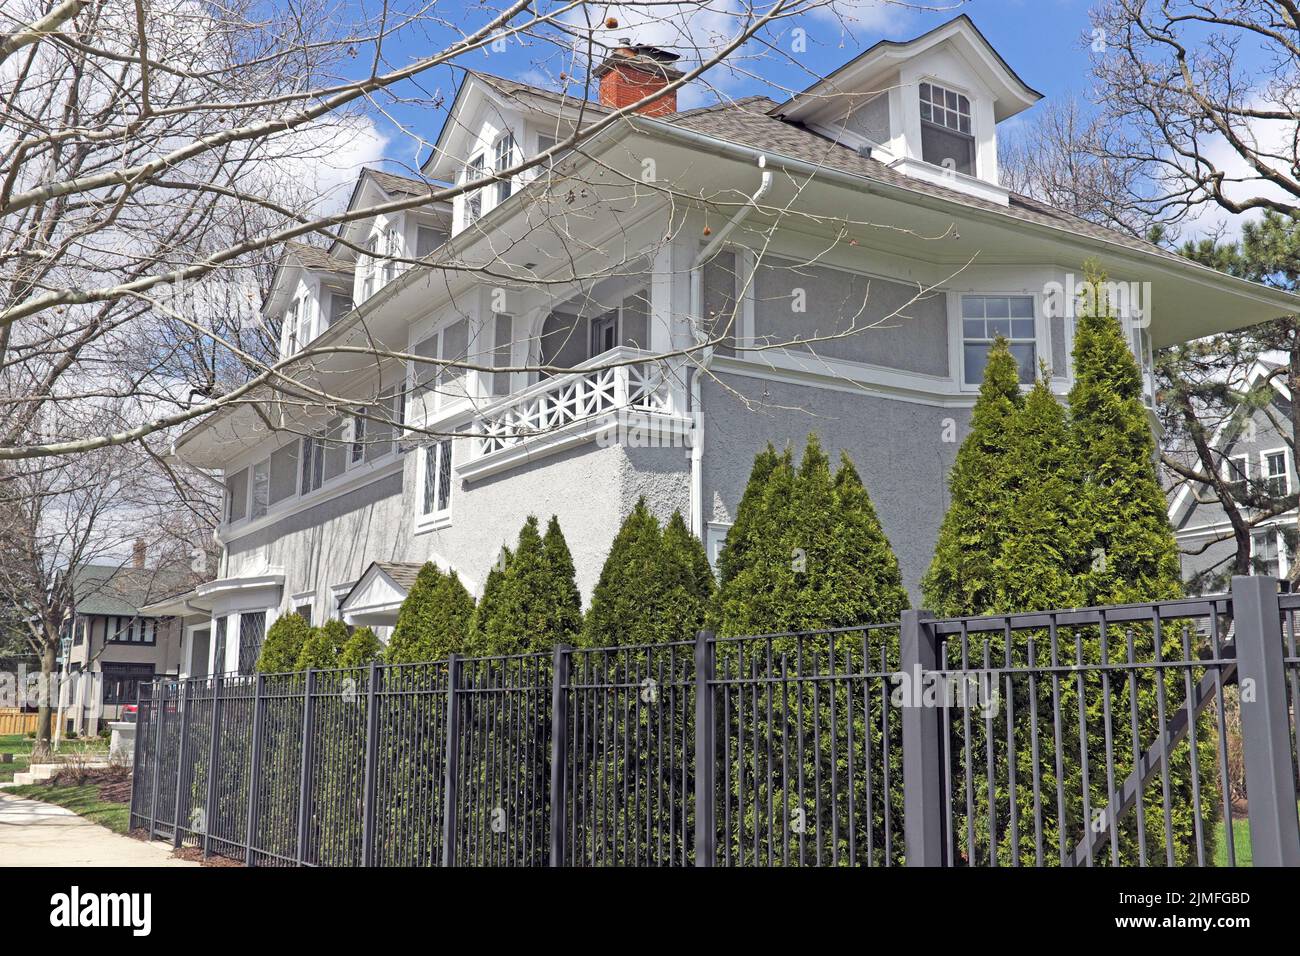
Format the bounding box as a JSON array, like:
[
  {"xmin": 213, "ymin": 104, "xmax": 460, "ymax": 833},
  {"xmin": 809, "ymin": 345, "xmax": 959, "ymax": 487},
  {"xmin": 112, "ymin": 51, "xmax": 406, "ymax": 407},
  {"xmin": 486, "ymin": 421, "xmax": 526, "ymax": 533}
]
[
  {"xmin": 384, "ymin": 563, "xmax": 474, "ymax": 663},
  {"xmin": 256, "ymin": 613, "xmax": 313, "ymax": 673},
  {"xmin": 474, "ymin": 516, "xmax": 581, "ymax": 655},
  {"xmin": 296, "ymin": 619, "xmax": 351, "ymax": 670},
  {"xmin": 338, "ymin": 626, "xmax": 382, "ymax": 668}
]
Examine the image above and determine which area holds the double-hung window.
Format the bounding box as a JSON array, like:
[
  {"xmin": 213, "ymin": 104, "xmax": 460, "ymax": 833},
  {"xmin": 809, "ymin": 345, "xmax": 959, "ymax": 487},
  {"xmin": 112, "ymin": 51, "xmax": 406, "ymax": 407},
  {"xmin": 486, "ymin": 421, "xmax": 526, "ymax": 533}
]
[
  {"xmin": 361, "ymin": 235, "xmax": 379, "ymax": 299},
  {"xmin": 1253, "ymin": 529, "xmax": 1283, "ymax": 578},
  {"xmin": 225, "ymin": 467, "xmax": 248, "ymax": 523},
  {"xmin": 1223, "ymin": 454, "xmax": 1250, "ymax": 497},
  {"xmin": 347, "ymin": 411, "xmax": 367, "ymax": 467},
  {"xmin": 285, "ymin": 299, "xmax": 301, "ymax": 354},
  {"xmin": 421, "ymin": 439, "xmax": 453, "ymax": 521},
  {"xmin": 920, "ymin": 81, "xmax": 974, "ymax": 175},
  {"xmin": 465, "ymin": 155, "xmax": 485, "ymax": 224},
  {"xmin": 961, "ymin": 295, "xmax": 1036, "ymax": 385},
  {"xmin": 1264, "ymin": 450, "xmax": 1289, "ymax": 498},
  {"xmin": 494, "ymin": 133, "xmax": 516, "ymax": 205},
  {"xmin": 300, "ymin": 435, "xmax": 325, "ymax": 495},
  {"xmin": 382, "ymin": 227, "xmax": 400, "ymax": 284}
]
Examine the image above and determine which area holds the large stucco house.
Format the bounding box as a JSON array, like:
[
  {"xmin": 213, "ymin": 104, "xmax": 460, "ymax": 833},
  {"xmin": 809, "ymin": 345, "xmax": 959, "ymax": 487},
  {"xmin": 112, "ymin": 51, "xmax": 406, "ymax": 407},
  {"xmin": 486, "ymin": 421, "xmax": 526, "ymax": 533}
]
[{"xmin": 153, "ymin": 15, "xmax": 1299, "ymax": 676}]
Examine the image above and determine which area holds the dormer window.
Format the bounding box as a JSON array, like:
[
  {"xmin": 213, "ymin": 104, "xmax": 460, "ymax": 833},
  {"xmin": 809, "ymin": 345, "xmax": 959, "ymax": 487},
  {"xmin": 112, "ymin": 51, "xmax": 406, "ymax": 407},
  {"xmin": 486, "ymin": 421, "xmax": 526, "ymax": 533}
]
[
  {"xmin": 919, "ymin": 82, "xmax": 973, "ymax": 175},
  {"xmin": 285, "ymin": 299, "xmax": 301, "ymax": 354},
  {"xmin": 361, "ymin": 235, "xmax": 379, "ymax": 300}
]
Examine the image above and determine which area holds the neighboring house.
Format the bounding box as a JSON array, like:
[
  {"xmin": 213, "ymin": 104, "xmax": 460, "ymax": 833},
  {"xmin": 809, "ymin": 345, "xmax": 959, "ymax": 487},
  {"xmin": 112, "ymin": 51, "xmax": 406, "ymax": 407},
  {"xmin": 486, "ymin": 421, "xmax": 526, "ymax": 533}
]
[
  {"xmin": 57, "ymin": 546, "xmax": 201, "ymax": 734},
  {"xmin": 165, "ymin": 15, "xmax": 1300, "ymax": 674},
  {"xmin": 1169, "ymin": 361, "xmax": 1297, "ymax": 591}
]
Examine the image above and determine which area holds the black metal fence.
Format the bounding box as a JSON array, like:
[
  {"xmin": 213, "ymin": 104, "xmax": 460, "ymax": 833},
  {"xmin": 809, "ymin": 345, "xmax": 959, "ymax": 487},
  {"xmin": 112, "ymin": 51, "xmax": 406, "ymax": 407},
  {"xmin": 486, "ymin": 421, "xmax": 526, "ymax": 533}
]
[{"xmin": 131, "ymin": 576, "xmax": 1300, "ymax": 866}]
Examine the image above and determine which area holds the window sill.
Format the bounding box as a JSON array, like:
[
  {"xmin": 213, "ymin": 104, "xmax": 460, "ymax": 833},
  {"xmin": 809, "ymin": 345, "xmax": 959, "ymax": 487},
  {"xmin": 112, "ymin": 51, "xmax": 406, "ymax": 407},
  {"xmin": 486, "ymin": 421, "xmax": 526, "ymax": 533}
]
[{"xmin": 413, "ymin": 512, "xmax": 452, "ymax": 536}]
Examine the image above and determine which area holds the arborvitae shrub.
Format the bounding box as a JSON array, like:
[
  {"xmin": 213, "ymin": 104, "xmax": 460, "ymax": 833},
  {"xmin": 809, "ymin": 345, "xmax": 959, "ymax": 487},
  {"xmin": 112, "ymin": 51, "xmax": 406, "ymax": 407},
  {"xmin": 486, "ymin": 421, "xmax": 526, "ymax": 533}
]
[
  {"xmin": 384, "ymin": 563, "xmax": 473, "ymax": 663},
  {"xmin": 338, "ymin": 626, "xmax": 382, "ymax": 668},
  {"xmin": 477, "ymin": 516, "xmax": 581, "ymax": 655},
  {"xmin": 296, "ymin": 618, "xmax": 351, "ymax": 670},
  {"xmin": 256, "ymin": 613, "xmax": 312, "ymax": 673}
]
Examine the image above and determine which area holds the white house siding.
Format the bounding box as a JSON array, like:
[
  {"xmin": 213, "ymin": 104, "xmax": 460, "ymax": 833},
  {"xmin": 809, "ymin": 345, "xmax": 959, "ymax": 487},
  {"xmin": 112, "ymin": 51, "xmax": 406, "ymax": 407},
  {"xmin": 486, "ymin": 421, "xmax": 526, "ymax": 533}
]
[{"xmin": 223, "ymin": 439, "xmax": 692, "ymax": 618}]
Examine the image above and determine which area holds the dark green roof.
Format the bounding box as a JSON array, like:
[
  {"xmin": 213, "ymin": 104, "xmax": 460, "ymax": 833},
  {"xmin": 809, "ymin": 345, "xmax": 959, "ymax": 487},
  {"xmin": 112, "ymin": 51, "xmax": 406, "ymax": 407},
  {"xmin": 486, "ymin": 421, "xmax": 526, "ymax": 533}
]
[{"xmin": 69, "ymin": 563, "xmax": 198, "ymax": 617}]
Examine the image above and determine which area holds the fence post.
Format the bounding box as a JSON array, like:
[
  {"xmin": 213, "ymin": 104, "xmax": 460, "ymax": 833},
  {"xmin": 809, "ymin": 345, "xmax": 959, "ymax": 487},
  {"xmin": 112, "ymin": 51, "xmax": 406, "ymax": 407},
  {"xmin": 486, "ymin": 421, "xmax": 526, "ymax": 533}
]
[
  {"xmin": 548, "ymin": 645, "xmax": 571, "ymax": 867},
  {"xmin": 147, "ymin": 680, "xmax": 165, "ymax": 841},
  {"xmin": 901, "ymin": 609, "xmax": 944, "ymax": 867},
  {"xmin": 694, "ymin": 630, "xmax": 716, "ymax": 868},
  {"xmin": 128, "ymin": 683, "xmax": 143, "ymax": 827},
  {"xmin": 1230, "ymin": 575, "xmax": 1300, "ymax": 866},
  {"xmin": 243, "ymin": 673, "xmax": 266, "ymax": 867},
  {"xmin": 440, "ymin": 654, "xmax": 463, "ymax": 867},
  {"xmin": 171, "ymin": 679, "xmax": 192, "ymax": 848},
  {"xmin": 202, "ymin": 675, "xmax": 223, "ymax": 859},
  {"xmin": 295, "ymin": 669, "xmax": 316, "ymax": 866},
  {"xmin": 360, "ymin": 662, "xmax": 380, "ymax": 867}
]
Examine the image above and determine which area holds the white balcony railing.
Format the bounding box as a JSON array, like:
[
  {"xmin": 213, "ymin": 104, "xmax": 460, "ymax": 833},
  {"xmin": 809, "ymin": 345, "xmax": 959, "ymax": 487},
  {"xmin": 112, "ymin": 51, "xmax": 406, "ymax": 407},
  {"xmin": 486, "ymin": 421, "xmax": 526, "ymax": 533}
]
[{"xmin": 470, "ymin": 347, "xmax": 687, "ymax": 462}]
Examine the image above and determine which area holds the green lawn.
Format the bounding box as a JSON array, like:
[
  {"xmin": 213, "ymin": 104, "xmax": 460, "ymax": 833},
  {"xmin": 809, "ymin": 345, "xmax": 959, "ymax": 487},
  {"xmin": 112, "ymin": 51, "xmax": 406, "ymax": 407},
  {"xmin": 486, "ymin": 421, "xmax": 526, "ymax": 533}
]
[
  {"xmin": 6, "ymin": 783, "xmax": 131, "ymax": 834},
  {"xmin": 1214, "ymin": 817, "xmax": 1252, "ymax": 867},
  {"xmin": 0, "ymin": 733, "xmax": 112, "ymax": 783}
]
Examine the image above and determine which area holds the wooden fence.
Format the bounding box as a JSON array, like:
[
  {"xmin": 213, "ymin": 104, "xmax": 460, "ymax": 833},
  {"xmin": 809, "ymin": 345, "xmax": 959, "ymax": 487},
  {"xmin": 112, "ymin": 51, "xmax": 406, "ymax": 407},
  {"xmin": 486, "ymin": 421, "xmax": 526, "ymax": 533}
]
[{"xmin": 0, "ymin": 709, "xmax": 39, "ymax": 735}]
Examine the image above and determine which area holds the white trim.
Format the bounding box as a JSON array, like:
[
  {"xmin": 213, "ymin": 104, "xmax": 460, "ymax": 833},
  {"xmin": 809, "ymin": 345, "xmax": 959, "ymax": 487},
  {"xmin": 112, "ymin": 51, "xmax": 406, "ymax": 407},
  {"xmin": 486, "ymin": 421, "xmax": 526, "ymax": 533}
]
[
  {"xmin": 414, "ymin": 437, "xmax": 455, "ymax": 533},
  {"xmin": 1260, "ymin": 446, "xmax": 1291, "ymax": 496},
  {"xmin": 951, "ymin": 291, "xmax": 1042, "ymax": 391}
]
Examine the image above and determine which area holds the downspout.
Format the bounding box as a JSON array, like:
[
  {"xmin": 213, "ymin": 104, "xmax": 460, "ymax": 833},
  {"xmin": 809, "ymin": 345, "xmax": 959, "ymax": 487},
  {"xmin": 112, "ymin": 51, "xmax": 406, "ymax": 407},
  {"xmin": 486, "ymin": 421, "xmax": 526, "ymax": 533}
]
[{"xmin": 688, "ymin": 156, "xmax": 772, "ymax": 537}]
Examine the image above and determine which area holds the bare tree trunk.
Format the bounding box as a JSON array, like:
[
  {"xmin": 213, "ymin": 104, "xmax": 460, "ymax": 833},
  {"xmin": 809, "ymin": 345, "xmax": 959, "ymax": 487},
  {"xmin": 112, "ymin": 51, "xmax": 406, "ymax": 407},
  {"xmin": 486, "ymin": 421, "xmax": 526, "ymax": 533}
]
[{"xmin": 33, "ymin": 639, "xmax": 55, "ymax": 759}]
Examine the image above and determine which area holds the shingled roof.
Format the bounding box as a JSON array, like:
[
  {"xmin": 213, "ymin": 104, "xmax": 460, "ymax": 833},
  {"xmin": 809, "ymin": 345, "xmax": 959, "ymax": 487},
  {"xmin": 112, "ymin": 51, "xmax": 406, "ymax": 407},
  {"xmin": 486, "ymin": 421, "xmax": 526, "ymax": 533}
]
[
  {"xmin": 283, "ymin": 240, "xmax": 352, "ymax": 276},
  {"xmin": 363, "ymin": 168, "xmax": 441, "ymax": 198},
  {"xmin": 69, "ymin": 563, "xmax": 203, "ymax": 617},
  {"xmin": 663, "ymin": 96, "xmax": 1177, "ymax": 264}
]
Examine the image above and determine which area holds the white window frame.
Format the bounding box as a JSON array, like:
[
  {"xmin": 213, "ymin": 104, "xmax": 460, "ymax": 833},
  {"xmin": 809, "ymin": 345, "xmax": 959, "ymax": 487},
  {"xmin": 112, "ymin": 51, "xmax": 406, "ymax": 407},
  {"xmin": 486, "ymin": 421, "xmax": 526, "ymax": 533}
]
[
  {"xmin": 957, "ymin": 293, "xmax": 1040, "ymax": 389},
  {"xmin": 1223, "ymin": 453, "xmax": 1250, "ymax": 487},
  {"xmin": 345, "ymin": 411, "xmax": 367, "ymax": 470},
  {"xmin": 1260, "ymin": 447, "xmax": 1290, "ymax": 498},
  {"xmin": 1251, "ymin": 525, "xmax": 1289, "ymax": 579},
  {"xmin": 360, "ymin": 235, "xmax": 380, "ymax": 300},
  {"xmin": 918, "ymin": 78, "xmax": 975, "ymax": 175},
  {"xmin": 415, "ymin": 437, "xmax": 454, "ymax": 532},
  {"xmin": 382, "ymin": 226, "xmax": 401, "ymax": 285},
  {"xmin": 284, "ymin": 298, "xmax": 301, "ymax": 355},
  {"xmin": 494, "ymin": 133, "xmax": 516, "ymax": 206},
  {"xmin": 464, "ymin": 154, "xmax": 485, "ymax": 225}
]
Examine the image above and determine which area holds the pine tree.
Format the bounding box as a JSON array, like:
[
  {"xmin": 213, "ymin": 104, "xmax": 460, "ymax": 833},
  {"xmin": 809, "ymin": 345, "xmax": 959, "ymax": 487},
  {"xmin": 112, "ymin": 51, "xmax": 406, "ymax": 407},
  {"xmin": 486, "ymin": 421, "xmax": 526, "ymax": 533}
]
[
  {"xmin": 256, "ymin": 613, "xmax": 312, "ymax": 673},
  {"xmin": 583, "ymin": 499, "xmax": 675, "ymax": 646},
  {"xmin": 384, "ymin": 563, "xmax": 473, "ymax": 663},
  {"xmin": 921, "ymin": 339, "xmax": 1024, "ymax": 616},
  {"xmin": 296, "ymin": 618, "xmax": 350, "ymax": 670},
  {"xmin": 338, "ymin": 626, "xmax": 382, "ymax": 667},
  {"xmin": 824, "ymin": 453, "xmax": 910, "ymax": 625}
]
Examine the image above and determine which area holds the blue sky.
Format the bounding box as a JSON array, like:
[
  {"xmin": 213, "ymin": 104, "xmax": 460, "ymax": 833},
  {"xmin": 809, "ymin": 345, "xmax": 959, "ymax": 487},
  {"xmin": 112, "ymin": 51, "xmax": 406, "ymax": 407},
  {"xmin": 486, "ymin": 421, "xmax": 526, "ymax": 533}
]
[
  {"xmin": 341, "ymin": 1, "xmax": 1103, "ymax": 172},
  {"xmin": 315, "ymin": 0, "xmax": 1267, "ymax": 240}
]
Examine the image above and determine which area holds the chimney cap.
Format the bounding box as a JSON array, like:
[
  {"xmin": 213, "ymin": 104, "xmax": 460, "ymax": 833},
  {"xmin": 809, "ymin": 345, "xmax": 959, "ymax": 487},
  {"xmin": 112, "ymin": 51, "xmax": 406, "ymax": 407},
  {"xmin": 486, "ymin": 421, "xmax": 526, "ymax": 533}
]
[{"xmin": 593, "ymin": 40, "xmax": 684, "ymax": 79}]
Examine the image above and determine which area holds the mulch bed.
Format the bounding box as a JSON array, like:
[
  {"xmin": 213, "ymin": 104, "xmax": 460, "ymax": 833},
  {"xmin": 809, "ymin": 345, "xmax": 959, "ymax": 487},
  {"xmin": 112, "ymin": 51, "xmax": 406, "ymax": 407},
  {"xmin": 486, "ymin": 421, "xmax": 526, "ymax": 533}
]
[
  {"xmin": 171, "ymin": 846, "xmax": 243, "ymax": 867},
  {"xmin": 50, "ymin": 765, "xmax": 132, "ymax": 803}
]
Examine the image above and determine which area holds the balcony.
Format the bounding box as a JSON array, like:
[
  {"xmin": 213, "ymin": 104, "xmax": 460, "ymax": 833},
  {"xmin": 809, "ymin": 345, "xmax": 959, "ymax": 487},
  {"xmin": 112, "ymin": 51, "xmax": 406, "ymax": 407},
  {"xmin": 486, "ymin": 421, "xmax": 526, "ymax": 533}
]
[{"xmin": 457, "ymin": 347, "xmax": 692, "ymax": 480}]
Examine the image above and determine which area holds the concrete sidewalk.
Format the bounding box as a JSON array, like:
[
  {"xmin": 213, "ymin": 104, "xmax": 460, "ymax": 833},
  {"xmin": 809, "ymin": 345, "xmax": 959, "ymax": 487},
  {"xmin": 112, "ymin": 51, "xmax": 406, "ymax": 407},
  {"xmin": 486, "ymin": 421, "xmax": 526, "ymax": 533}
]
[{"xmin": 0, "ymin": 793, "xmax": 199, "ymax": 867}]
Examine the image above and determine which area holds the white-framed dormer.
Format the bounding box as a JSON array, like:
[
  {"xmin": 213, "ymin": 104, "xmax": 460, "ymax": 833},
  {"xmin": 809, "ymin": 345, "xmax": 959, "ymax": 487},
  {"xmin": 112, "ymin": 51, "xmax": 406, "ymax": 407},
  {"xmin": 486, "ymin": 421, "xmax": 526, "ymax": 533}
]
[{"xmin": 769, "ymin": 14, "xmax": 1041, "ymax": 206}]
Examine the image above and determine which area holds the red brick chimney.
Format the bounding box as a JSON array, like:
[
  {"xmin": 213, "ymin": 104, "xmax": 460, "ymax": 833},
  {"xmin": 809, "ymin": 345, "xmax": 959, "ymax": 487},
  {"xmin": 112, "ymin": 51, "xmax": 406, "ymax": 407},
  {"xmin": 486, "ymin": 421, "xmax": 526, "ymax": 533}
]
[
  {"xmin": 594, "ymin": 40, "xmax": 683, "ymax": 117},
  {"xmin": 132, "ymin": 538, "xmax": 146, "ymax": 569}
]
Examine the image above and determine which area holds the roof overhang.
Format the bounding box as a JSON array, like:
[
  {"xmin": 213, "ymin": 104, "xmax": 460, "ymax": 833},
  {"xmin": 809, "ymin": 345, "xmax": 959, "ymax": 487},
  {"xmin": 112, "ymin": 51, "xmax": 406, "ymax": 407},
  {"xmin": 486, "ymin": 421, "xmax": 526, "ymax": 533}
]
[{"xmin": 139, "ymin": 589, "xmax": 214, "ymax": 618}]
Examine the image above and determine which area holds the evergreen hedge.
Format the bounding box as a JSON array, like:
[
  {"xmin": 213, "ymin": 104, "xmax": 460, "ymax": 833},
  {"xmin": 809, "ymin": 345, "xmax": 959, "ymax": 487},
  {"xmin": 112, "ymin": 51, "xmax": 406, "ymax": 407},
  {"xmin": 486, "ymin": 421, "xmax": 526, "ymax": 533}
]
[{"xmin": 256, "ymin": 613, "xmax": 312, "ymax": 673}]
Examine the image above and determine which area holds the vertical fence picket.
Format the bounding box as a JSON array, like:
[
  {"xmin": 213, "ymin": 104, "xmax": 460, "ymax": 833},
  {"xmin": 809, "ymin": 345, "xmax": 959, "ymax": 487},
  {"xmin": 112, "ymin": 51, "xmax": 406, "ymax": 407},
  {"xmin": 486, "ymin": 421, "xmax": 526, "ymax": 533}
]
[
  {"xmin": 147, "ymin": 682, "xmax": 165, "ymax": 841},
  {"xmin": 441, "ymin": 654, "xmax": 463, "ymax": 867},
  {"xmin": 202, "ymin": 675, "xmax": 223, "ymax": 858},
  {"xmin": 549, "ymin": 645, "xmax": 571, "ymax": 867},
  {"xmin": 297, "ymin": 669, "xmax": 316, "ymax": 865},
  {"xmin": 693, "ymin": 630, "xmax": 715, "ymax": 868},
  {"xmin": 171, "ymin": 679, "xmax": 192, "ymax": 848},
  {"xmin": 360, "ymin": 662, "xmax": 379, "ymax": 867},
  {"xmin": 244, "ymin": 673, "xmax": 266, "ymax": 867}
]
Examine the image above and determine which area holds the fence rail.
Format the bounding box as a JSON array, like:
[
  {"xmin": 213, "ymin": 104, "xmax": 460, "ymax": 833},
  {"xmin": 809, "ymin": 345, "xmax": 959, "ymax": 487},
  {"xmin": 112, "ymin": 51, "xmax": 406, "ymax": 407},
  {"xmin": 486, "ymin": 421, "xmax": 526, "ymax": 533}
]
[{"xmin": 131, "ymin": 576, "xmax": 1300, "ymax": 866}]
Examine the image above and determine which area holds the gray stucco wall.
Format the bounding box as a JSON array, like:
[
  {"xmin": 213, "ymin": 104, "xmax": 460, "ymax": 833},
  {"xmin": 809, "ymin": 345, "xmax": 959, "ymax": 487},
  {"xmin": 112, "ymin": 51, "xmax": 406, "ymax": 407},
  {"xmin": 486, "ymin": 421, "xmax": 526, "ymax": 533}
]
[
  {"xmin": 754, "ymin": 258, "xmax": 949, "ymax": 376},
  {"xmin": 701, "ymin": 372, "xmax": 967, "ymax": 600}
]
